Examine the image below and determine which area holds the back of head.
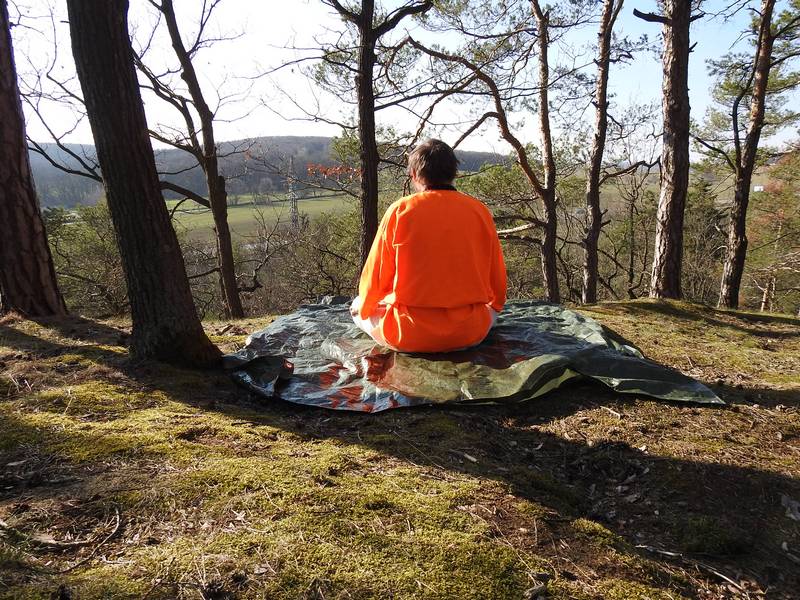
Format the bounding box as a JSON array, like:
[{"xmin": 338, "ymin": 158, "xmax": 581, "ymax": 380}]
[{"xmin": 407, "ymin": 139, "xmax": 460, "ymax": 187}]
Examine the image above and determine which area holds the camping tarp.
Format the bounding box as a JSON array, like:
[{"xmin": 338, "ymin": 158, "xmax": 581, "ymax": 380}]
[{"xmin": 223, "ymin": 300, "xmax": 723, "ymax": 412}]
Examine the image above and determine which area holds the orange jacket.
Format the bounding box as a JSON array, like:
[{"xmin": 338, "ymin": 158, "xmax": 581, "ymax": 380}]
[{"xmin": 358, "ymin": 188, "xmax": 507, "ymax": 352}]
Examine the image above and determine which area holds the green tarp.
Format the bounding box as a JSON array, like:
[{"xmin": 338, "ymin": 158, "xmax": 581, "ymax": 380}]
[{"xmin": 224, "ymin": 300, "xmax": 723, "ymax": 412}]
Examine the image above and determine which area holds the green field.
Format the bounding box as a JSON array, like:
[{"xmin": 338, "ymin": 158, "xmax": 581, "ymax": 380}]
[
  {"xmin": 164, "ymin": 169, "xmax": 766, "ymax": 244},
  {"xmin": 167, "ymin": 194, "xmax": 354, "ymax": 241}
]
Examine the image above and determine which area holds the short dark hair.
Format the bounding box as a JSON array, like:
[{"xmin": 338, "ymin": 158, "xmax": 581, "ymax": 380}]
[{"xmin": 407, "ymin": 139, "xmax": 459, "ymax": 186}]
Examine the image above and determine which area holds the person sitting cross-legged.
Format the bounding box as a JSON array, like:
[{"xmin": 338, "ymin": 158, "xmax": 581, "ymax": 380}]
[{"xmin": 350, "ymin": 139, "xmax": 507, "ymax": 353}]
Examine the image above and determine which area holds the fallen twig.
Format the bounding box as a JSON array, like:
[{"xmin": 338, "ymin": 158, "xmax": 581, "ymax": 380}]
[
  {"xmin": 636, "ymin": 544, "xmax": 753, "ymax": 597},
  {"xmin": 391, "ymin": 431, "xmax": 447, "ymax": 470},
  {"xmin": 600, "ymin": 405, "xmax": 623, "ymax": 419},
  {"xmin": 447, "ymin": 449, "xmax": 479, "ymax": 463},
  {"xmin": 0, "ymin": 518, "xmax": 94, "ymax": 549},
  {"xmin": 58, "ymin": 508, "xmax": 122, "ymax": 574}
]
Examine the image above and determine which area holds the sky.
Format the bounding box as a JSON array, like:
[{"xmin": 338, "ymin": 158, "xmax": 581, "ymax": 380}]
[{"xmin": 9, "ymin": 0, "xmax": 795, "ymax": 155}]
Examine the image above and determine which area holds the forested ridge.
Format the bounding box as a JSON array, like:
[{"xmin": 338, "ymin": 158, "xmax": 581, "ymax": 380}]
[{"xmin": 29, "ymin": 137, "xmax": 505, "ymax": 207}]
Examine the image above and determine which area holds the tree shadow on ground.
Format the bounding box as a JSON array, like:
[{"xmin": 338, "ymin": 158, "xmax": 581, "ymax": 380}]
[
  {"xmin": 0, "ymin": 319, "xmax": 127, "ymax": 360},
  {"xmin": 598, "ymin": 301, "xmax": 800, "ymax": 338},
  {"xmin": 31, "ymin": 315, "xmax": 130, "ymax": 345},
  {"xmin": 225, "ymin": 389, "xmax": 800, "ymax": 597},
  {"xmin": 2, "ymin": 315, "xmax": 799, "ymax": 598},
  {"xmin": 3, "ymin": 381, "xmax": 799, "ymax": 598},
  {"xmin": 713, "ymin": 382, "xmax": 800, "ymax": 409}
]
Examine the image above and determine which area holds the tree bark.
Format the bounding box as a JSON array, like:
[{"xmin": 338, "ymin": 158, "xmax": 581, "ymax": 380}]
[
  {"xmin": 626, "ymin": 197, "xmax": 637, "ymax": 298},
  {"xmin": 208, "ymin": 174, "xmax": 242, "ymax": 317},
  {"xmin": 66, "ymin": 0, "xmax": 220, "ymax": 366},
  {"xmin": 159, "ymin": 0, "xmax": 244, "ymax": 319},
  {"xmin": 582, "ymin": 0, "xmax": 621, "ymax": 304},
  {"xmin": 648, "ymin": 0, "xmax": 692, "ymax": 299},
  {"xmin": 327, "ymin": 0, "xmax": 432, "ymax": 269},
  {"xmin": 0, "ymin": 0, "xmax": 66, "ymax": 317},
  {"xmin": 541, "ymin": 189, "xmax": 560, "ymax": 302},
  {"xmin": 760, "ymin": 217, "xmax": 782, "ymax": 312},
  {"xmin": 356, "ymin": 0, "xmax": 380, "ymax": 269},
  {"xmin": 759, "ymin": 275, "xmax": 775, "ymax": 312},
  {"xmin": 720, "ymin": 176, "xmax": 753, "ymax": 308},
  {"xmin": 532, "ymin": 1, "xmax": 560, "ymax": 303},
  {"xmin": 718, "ymin": 0, "xmax": 776, "ymax": 309}
]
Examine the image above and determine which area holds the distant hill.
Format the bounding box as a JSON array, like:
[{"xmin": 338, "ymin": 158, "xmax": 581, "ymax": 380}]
[
  {"xmin": 29, "ymin": 144, "xmax": 103, "ymax": 208},
  {"xmin": 29, "ymin": 136, "xmax": 506, "ymax": 208}
]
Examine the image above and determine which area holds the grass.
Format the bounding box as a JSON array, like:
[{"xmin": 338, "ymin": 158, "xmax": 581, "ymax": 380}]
[
  {"xmin": 167, "ymin": 194, "xmax": 353, "ymax": 242},
  {"xmin": 0, "ymin": 300, "xmax": 798, "ymax": 599}
]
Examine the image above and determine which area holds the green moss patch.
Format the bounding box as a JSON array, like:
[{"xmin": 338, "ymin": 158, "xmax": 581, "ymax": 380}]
[{"xmin": 1, "ymin": 303, "xmax": 798, "ymax": 598}]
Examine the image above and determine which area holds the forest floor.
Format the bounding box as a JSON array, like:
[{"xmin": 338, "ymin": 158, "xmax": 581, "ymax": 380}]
[{"xmin": 0, "ymin": 300, "xmax": 798, "ymax": 600}]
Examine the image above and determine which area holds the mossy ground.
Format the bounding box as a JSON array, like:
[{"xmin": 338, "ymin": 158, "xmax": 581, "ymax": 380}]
[{"xmin": 0, "ymin": 300, "xmax": 798, "ymax": 599}]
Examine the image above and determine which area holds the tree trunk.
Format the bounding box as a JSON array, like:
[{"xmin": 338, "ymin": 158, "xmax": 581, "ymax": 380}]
[
  {"xmin": 159, "ymin": 0, "xmax": 244, "ymax": 318},
  {"xmin": 759, "ymin": 280, "xmax": 769, "ymax": 312},
  {"xmin": 582, "ymin": 0, "xmax": 620, "ymax": 304},
  {"xmin": 208, "ymin": 174, "xmax": 243, "ymax": 318},
  {"xmin": 582, "ymin": 201, "xmax": 601, "ymax": 303},
  {"xmin": 719, "ymin": 0, "xmax": 776, "ymax": 309},
  {"xmin": 357, "ymin": 0, "xmax": 380, "ymax": 269},
  {"xmin": 760, "ymin": 217, "xmax": 782, "ymax": 313},
  {"xmin": 67, "ymin": 0, "xmax": 219, "ymax": 366},
  {"xmin": 532, "ymin": 1, "xmax": 560, "ymax": 303},
  {"xmin": 759, "ymin": 274, "xmax": 776, "ymax": 312},
  {"xmin": 541, "ymin": 191, "xmax": 560, "ymax": 303},
  {"xmin": 0, "ymin": 0, "xmax": 66, "ymax": 317},
  {"xmin": 626, "ymin": 198, "xmax": 637, "ymax": 299},
  {"xmin": 649, "ymin": 0, "xmax": 692, "ymax": 300},
  {"xmin": 327, "ymin": 0, "xmax": 433, "ymax": 270},
  {"xmin": 719, "ymin": 177, "xmax": 752, "ymax": 309}
]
